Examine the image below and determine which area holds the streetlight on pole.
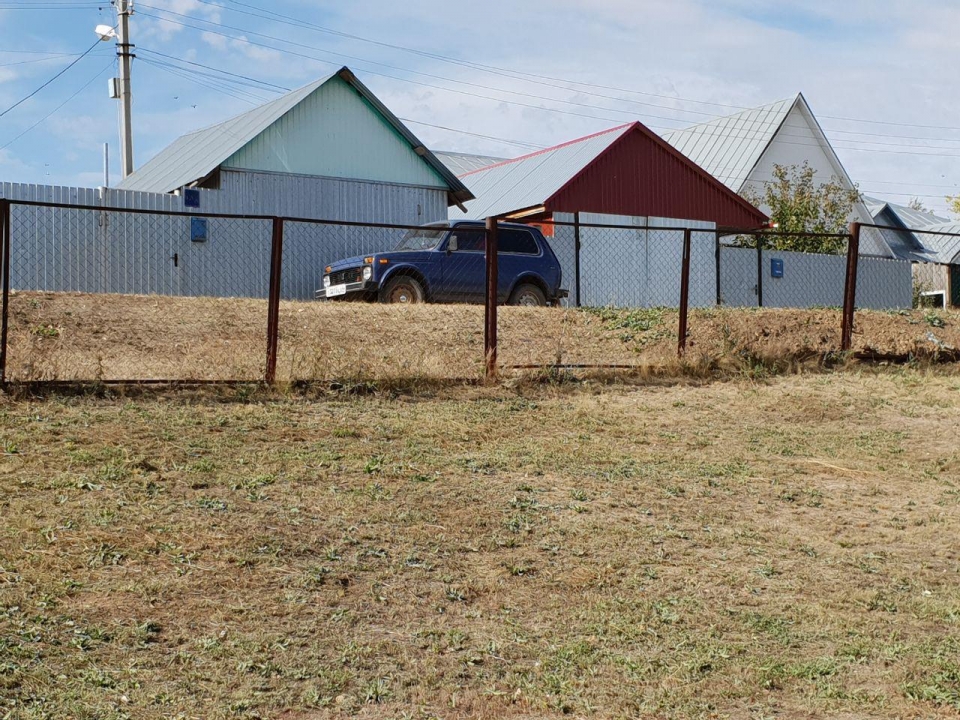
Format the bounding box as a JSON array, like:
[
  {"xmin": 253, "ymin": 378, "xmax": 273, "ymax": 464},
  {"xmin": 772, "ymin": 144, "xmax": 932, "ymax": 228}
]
[{"xmin": 95, "ymin": 0, "xmax": 135, "ymax": 179}]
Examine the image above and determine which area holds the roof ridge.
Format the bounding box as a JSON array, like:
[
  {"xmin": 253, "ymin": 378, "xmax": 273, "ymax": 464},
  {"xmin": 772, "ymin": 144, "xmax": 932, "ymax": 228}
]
[
  {"xmin": 459, "ymin": 123, "xmax": 635, "ymax": 177},
  {"xmin": 666, "ymin": 95, "xmax": 799, "ymax": 135}
]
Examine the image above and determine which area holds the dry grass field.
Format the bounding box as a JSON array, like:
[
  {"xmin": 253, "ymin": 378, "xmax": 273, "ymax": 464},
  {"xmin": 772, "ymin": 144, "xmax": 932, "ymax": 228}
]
[
  {"xmin": 2, "ymin": 370, "xmax": 960, "ymax": 719},
  {"xmin": 5, "ymin": 291, "xmax": 960, "ymax": 383}
]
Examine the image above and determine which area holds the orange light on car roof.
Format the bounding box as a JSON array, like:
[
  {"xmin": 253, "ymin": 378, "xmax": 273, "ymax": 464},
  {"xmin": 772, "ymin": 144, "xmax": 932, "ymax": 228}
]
[
  {"xmin": 363, "ymin": 257, "xmax": 374, "ymax": 265},
  {"xmin": 325, "ymin": 266, "xmax": 332, "ymax": 274},
  {"xmin": 379, "ymin": 258, "xmax": 389, "ymax": 265}
]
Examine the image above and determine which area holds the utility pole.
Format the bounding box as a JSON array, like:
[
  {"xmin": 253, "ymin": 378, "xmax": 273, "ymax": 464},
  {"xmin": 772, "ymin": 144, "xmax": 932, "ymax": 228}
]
[{"xmin": 116, "ymin": 0, "xmax": 135, "ymax": 178}]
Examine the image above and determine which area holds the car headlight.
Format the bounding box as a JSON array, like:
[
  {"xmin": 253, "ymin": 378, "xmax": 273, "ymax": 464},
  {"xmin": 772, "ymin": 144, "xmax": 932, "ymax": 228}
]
[
  {"xmin": 362, "ymin": 266, "xmax": 372, "ymax": 281},
  {"xmin": 323, "ymin": 276, "xmax": 331, "ymax": 288}
]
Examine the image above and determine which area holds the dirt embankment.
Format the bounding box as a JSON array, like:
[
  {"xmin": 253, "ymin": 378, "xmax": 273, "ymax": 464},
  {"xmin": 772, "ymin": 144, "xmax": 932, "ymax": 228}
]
[{"xmin": 6, "ymin": 292, "xmax": 960, "ymax": 382}]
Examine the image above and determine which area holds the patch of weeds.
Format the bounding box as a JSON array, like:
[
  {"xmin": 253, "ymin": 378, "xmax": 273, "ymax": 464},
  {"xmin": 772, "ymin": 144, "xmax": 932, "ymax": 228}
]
[
  {"xmin": 87, "ymin": 543, "xmax": 126, "ymax": 567},
  {"xmin": 364, "ymin": 455, "xmax": 386, "ymax": 474},
  {"xmin": 903, "ymin": 661, "xmax": 960, "ymax": 710},
  {"xmin": 94, "ymin": 461, "xmax": 129, "ymax": 484},
  {"xmin": 582, "ymin": 306, "xmax": 666, "ymax": 344},
  {"xmin": 790, "ymin": 657, "xmax": 839, "ymax": 680},
  {"xmin": 32, "ymin": 324, "xmax": 61, "ymax": 338},
  {"xmin": 924, "ymin": 311, "xmax": 946, "ymax": 329},
  {"xmin": 867, "ymin": 592, "xmax": 898, "ymax": 613},
  {"xmin": 195, "ymin": 497, "xmax": 228, "ymax": 512},
  {"xmin": 363, "ymin": 677, "xmax": 392, "ymax": 704}
]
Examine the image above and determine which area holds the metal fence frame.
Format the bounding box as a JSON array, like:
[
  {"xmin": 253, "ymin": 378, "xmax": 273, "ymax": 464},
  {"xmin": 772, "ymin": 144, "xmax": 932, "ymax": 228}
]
[{"xmin": 0, "ymin": 196, "xmax": 956, "ymax": 386}]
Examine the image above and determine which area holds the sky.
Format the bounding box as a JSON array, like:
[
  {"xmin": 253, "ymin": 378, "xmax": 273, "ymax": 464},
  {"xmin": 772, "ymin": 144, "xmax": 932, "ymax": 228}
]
[{"xmin": 0, "ymin": 0, "xmax": 957, "ymax": 216}]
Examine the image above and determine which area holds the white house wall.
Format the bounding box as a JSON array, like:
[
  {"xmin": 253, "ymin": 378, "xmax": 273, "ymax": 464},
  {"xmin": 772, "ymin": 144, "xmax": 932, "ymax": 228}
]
[{"xmin": 743, "ymin": 103, "xmax": 886, "ymax": 256}]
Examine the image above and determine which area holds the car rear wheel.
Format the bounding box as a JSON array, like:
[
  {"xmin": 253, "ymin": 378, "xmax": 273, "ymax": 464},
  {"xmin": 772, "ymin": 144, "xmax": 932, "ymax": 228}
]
[
  {"xmin": 380, "ymin": 276, "xmax": 425, "ymax": 304},
  {"xmin": 509, "ymin": 283, "xmax": 547, "ymax": 307}
]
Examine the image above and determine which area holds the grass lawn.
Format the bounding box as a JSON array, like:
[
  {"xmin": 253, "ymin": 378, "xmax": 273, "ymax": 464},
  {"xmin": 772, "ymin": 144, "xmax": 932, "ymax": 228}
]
[{"xmin": 1, "ymin": 371, "xmax": 960, "ymax": 718}]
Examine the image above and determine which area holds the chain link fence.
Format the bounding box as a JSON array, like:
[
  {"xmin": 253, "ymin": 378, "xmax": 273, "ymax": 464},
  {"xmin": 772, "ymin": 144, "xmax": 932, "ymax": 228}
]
[
  {"xmin": 0, "ymin": 197, "xmax": 954, "ymax": 386},
  {"xmin": 3, "ymin": 202, "xmax": 272, "ymax": 382}
]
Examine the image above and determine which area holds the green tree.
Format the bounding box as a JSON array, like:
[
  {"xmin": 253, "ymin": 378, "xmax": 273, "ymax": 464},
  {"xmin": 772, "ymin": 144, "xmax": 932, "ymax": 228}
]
[
  {"xmin": 948, "ymin": 195, "xmax": 960, "ymax": 218},
  {"xmin": 740, "ymin": 162, "xmax": 861, "ymax": 254}
]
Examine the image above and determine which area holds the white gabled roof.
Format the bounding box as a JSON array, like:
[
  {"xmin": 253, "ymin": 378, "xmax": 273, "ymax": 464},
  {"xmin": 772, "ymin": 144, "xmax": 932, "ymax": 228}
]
[
  {"xmin": 434, "ymin": 151, "xmax": 507, "ymax": 176},
  {"xmin": 451, "ymin": 124, "xmax": 633, "ymax": 219},
  {"xmin": 660, "ymin": 97, "xmax": 795, "ymax": 192}
]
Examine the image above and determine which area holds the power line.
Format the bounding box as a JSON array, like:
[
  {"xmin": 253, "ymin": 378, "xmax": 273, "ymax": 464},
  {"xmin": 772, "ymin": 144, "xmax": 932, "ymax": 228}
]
[
  {"xmin": 0, "ymin": 53, "xmax": 84, "ymax": 67},
  {"xmin": 0, "ymin": 59, "xmax": 114, "ymax": 151},
  {"xmin": 137, "ymin": 6, "xmax": 960, "ymax": 157},
  {"xmin": 138, "ymin": 58, "xmax": 272, "ymax": 105},
  {"xmin": 138, "ymin": 48, "xmax": 291, "ymax": 92},
  {"xmin": 398, "ymin": 118, "xmax": 545, "ymax": 150},
  {"xmin": 201, "ymin": 0, "xmax": 960, "ymax": 142},
  {"xmin": 0, "ymin": 39, "xmax": 102, "ymax": 119}
]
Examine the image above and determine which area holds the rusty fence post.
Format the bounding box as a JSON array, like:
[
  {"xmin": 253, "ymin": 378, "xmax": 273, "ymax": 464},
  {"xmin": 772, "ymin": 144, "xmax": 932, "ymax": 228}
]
[
  {"xmin": 265, "ymin": 217, "xmax": 284, "ymax": 384},
  {"xmin": 573, "ymin": 211, "xmax": 582, "ymax": 307},
  {"xmin": 677, "ymin": 228, "xmax": 692, "ymax": 356},
  {"xmin": 0, "ymin": 200, "xmax": 10, "ymax": 387},
  {"xmin": 841, "ymin": 222, "xmax": 861, "ymax": 352},
  {"xmin": 715, "ymin": 230, "xmax": 722, "ymax": 306},
  {"xmin": 484, "ymin": 217, "xmax": 499, "ymax": 379},
  {"xmin": 756, "ymin": 233, "xmax": 764, "ymax": 307}
]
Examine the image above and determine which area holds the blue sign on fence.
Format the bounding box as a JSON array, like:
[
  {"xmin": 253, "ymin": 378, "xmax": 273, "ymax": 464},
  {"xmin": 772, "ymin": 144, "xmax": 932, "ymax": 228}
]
[
  {"xmin": 183, "ymin": 188, "xmax": 200, "ymax": 208},
  {"xmin": 771, "ymin": 258, "xmax": 784, "ymax": 278},
  {"xmin": 190, "ymin": 217, "xmax": 208, "ymax": 243}
]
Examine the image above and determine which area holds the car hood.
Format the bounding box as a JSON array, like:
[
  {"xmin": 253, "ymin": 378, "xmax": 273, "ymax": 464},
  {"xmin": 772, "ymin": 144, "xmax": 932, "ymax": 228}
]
[
  {"xmin": 326, "ymin": 255, "xmax": 369, "ymax": 273},
  {"xmin": 326, "ymin": 251, "xmax": 434, "ymax": 273}
]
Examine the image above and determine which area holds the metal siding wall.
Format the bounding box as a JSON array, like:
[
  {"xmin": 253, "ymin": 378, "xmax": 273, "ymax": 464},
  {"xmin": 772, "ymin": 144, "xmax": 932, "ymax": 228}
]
[
  {"xmin": 549, "ymin": 212, "xmax": 716, "ymax": 309},
  {"xmin": 719, "ymin": 247, "xmax": 758, "ymax": 307},
  {"xmin": 1, "ymin": 176, "xmax": 444, "ymax": 300},
  {"xmin": 718, "ymin": 245, "xmax": 912, "ymax": 309},
  {"xmin": 856, "ymin": 256, "xmax": 913, "ymax": 310},
  {"xmin": 548, "ymin": 213, "xmax": 577, "ymax": 307}
]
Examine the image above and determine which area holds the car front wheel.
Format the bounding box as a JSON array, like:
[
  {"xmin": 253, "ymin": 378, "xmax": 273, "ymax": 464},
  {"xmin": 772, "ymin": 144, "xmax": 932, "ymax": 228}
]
[
  {"xmin": 508, "ymin": 283, "xmax": 547, "ymax": 306},
  {"xmin": 380, "ymin": 276, "xmax": 425, "ymax": 304}
]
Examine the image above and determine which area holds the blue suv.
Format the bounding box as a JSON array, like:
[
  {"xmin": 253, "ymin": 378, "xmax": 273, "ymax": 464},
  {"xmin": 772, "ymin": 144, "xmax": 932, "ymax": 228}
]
[{"xmin": 316, "ymin": 221, "xmax": 566, "ymax": 306}]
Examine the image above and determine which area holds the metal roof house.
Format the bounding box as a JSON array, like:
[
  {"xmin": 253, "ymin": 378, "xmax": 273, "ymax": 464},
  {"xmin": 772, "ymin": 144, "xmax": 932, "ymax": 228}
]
[
  {"xmin": 863, "ymin": 196, "xmax": 948, "ymax": 263},
  {"xmin": 118, "ymin": 66, "xmax": 472, "ymax": 224},
  {"xmin": 902, "ymin": 220, "xmax": 960, "ymax": 307},
  {"xmin": 661, "ymin": 94, "xmax": 892, "ymax": 257},
  {"xmin": 450, "ymin": 121, "xmax": 768, "ymax": 228},
  {"xmin": 447, "ymin": 122, "xmax": 767, "ymax": 308}
]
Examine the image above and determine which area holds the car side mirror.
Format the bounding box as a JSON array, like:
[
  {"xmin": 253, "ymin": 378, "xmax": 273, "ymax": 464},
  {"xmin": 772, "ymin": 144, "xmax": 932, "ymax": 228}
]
[{"xmin": 447, "ymin": 236, "xmax": 458, "ymax": 253}]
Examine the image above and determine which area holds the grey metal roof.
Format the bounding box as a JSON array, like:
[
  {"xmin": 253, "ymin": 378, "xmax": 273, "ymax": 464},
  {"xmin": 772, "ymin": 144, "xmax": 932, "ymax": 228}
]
[
  {"xmin": 450, "ymin": 124, "xmax": 632, "ymax": 219},
  {"xmin": 434, "ymin": 151, "xmax": 507, "ymax": 176},
  {"xmin": 863, "ymin": 196, "xmax": 949, "ymax": 229},
  {"xmin": 914, "ymin": 222, "xmax": 960, "ymax": 265},
  {"xmin": 117, "ymin": 67, "xmax": 472, "ymax": 205},
  {"xmin": 660, "ymin": 97, "xmax": 795, "ymax": 191},
  {"xmin": 863, "ymin": 196, "xmax": 951, "ymax": 262}
]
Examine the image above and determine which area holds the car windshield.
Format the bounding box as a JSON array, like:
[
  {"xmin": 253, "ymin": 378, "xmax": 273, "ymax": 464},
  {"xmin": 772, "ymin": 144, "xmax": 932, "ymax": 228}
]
[{"xmin": 394, "ymin": 227, "xmax": 447, "ymax": 251}]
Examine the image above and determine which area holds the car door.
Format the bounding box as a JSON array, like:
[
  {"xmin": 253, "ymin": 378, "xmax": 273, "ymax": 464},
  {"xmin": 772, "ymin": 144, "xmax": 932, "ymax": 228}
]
[
  {"xmin": 496, "ymin": 228, "xmax": 544, "ymax": 302},
  {"xmin": 438, "ymin": 226, "xmax": 487, "ymax": 302}
]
